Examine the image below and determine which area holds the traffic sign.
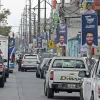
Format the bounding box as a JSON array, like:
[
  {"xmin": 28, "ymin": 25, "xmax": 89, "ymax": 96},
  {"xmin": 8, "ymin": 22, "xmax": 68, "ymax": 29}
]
[{"xmin": 48, "ymin": 40, "xmax": 55, "ymax": 49}]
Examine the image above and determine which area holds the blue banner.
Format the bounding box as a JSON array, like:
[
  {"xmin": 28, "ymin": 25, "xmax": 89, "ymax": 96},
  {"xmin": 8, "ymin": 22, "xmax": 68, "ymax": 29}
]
[
  {"xmin": 78, "ymin": 34, "xmax": 81, "ymax": 54},
  {"xmin": 37, "ymin": 37, "xmax": 42, "ymax": 48},
  {"xmin": 41, "ymin": 32, "xmax": 48, "ymax": 40},
  {"xmin": 56, "ymin": 24, "xmax": 68, "ymax": 45},
  {"xmin": 56, "ymin": 24, "xmax": 68, "ymax": 56},
  {"xmin": 82, "ymin": 14, "xmax": 98, "ymax": 47}
]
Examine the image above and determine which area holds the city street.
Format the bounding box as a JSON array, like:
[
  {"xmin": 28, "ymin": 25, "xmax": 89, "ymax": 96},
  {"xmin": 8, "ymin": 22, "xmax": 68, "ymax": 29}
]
[{"xmin": 0, "ymin": 66, "xmax": 80, "ymax": 100}]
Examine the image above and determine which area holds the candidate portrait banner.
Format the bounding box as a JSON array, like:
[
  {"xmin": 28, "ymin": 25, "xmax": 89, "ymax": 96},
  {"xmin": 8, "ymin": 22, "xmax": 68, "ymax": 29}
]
[
  {"xmin": 56, "ymin": 24, "xmax": 68, "ymax": 44},
  {"xmin": 37, "ymin": 37, "xmax": 42, "ymax": 48},
  {"xmin": 81, "ymin": 14, "xmax": 98, "ymax": 46},
  {"xmin": 56, "ymin": 24, "xmax": 68, "ymax": 56},
  {"xmin": 33, "ymin": 38, "xmax": 37, "ymax": 48}
]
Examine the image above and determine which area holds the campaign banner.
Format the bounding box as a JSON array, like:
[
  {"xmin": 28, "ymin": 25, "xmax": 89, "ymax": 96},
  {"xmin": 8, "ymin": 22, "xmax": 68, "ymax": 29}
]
[
  {"xmin": 37, "ymin": 37, "xmax": 42, "ymax": 48},
  {"xmin": 81, "ymin": 14, "xmax": 98, "ymax": 47},
  {"xmin": 42, "ymin": 39, "xmax": 47, "ymax": 49},
  {"xmin": 56, "ymin": 24, "xmax": 67, "ymax": 44},
  {"xmin": 78, "ymin": 34, "xmax": 82, "ymax": 54},
  {"xmin": 80, "ymin": 1, "xmax": 96, "ymax": 14},
  {"xmin": 33, "ymin": 38, "xmax": 37, "ymax": 48},
  {"xmin": 41, "ymin": 32, "xmax": 48, "ymax": 40},
  {"xmin": 56, "ymin": 24, "xmax": 68, "ymax": 56}
]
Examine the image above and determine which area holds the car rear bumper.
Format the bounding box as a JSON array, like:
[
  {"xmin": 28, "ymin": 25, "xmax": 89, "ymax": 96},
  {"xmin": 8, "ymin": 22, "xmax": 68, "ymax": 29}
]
[
  {"xmin": 22, "ymin": 66, "xmax": 37, "ymax": 70},
  {"xmin": 51, "ymin": 82, "xmax": 81, "ymax": 92}
]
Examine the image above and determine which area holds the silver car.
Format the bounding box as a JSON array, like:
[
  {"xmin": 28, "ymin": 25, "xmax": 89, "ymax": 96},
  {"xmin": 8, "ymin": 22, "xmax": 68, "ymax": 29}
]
[{"xmin": 21, "ymin": 54, "xmax": 40, "ymax": 72}]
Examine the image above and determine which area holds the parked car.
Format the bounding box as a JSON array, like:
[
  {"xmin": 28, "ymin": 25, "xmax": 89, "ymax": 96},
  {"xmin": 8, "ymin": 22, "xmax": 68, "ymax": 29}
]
[
  {"xmin": 21, "ymin": 54, "xmax": 40, "ymax": 71},
  {"xmin": 36, "ymin": 53, "xmax": 56, "ymax": 78},
  {"xmin": 36, "ymin": 58, "xmax": 48, "ymax": 78},
  {"xmin": 40, "ymin": 58, "xmax": 52, "ymax": 79},
  {"xmin": 79, "ymin": 58, "xmax": 100, "ymax": 100},
  {"xmin": 0, "ymin": 55, "xmax": 6, "ymax": 87}
]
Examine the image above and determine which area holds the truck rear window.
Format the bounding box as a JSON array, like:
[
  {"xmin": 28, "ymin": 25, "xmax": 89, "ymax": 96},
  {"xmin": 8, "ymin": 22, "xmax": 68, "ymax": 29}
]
[
  {"xmin": 52, "ymin": 59, "xmax": 85, "ymax": 69},
  {"xmin": 24, "ymin": 55, "xmax": 37, "ymax": 59}
]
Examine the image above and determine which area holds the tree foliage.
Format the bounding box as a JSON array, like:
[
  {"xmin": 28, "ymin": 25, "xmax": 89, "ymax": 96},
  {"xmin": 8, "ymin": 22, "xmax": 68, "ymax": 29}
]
[{"xmin": 0, "ymin": 9, "xmax": 11, "ymax": 36}]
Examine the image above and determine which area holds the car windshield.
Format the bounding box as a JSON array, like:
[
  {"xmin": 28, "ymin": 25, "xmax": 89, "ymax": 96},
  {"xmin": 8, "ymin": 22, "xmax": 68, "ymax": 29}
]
[
  {"xmin": 52, "ymin": 59, "xmax": 85, "ymax": 69},
  {"xmin": 24, "ymin": 55, "xmax": 37, "ymax": 59}
]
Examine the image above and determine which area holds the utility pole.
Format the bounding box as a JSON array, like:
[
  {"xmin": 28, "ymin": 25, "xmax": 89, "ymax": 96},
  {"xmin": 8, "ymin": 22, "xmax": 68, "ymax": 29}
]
[
  {"xmin": 44, "ymin": 0, "xmax": 46, "ymax": 32},
  {"xmin": 25, "ymin": 5, "xmax": 28, "ymax": 44},
  {"xmin": 29, "ymin": 0, "xmax": 32, "ymax": 43},
  {"xmin": 37, "ymin": 0, "xmax": 40, "ymax": 37},
  {"xmin": 60, "ymin": 0, "xmax": 65, "ymax": 23},
  {"xmin": 22, "ymin": 13, "xmax": 25, "ymax": 40},
  {"xmin": 21, "ymin": 16, "xmax": 23, "ymax": 40},
  {"xmin": 34, "ymin": 9, "xmax": 36, "ymax": 38}
]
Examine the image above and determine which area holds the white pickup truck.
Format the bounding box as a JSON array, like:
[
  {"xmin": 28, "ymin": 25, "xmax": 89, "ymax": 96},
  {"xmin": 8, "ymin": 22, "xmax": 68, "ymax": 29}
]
[
  {"xmin": 44, "ymin": 57, "xmax": 89, "ymax": 98},
  {"xmin": 79, "ymin": 59, "xmax": 100, "ymax": 100}
]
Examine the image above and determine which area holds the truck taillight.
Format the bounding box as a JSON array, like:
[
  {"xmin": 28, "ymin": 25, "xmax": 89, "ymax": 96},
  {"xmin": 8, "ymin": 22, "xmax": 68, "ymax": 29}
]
[
  {"xmin": 50, "ymin": 71, "xmax": 54, "ymax": 80},
  {"xmin": 98, "ymin": 88, "xmax": 100, "ymax": 98},
  {"xmin": 0, "ymin": 64, "xmax": 3, "ymax": 71}
]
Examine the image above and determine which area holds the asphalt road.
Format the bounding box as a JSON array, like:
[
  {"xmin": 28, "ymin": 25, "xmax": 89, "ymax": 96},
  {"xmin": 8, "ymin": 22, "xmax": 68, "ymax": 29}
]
[{"xmin": 0, "ymin": 66, "xmax": 80, "ymax": 100}]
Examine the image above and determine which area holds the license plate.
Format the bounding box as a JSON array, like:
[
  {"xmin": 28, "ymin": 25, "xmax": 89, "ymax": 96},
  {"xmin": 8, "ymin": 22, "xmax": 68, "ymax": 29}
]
[{"xmin": 67, "ymin": 84, "xmax": 76, "ymax": 88}]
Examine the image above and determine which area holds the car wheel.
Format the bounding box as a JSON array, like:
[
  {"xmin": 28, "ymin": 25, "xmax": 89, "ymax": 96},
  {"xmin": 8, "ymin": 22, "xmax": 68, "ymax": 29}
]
[
  {"xmin": 4, "ymin": 77, "xmax": 7, "ymax": 82},
  {"xmin": 47, "ymin": 85, "xmax": 54, "ymax": 98},
  {"xmin": 18, "ymin": 67, "xmax": 20, "ymax": 71},
  {"xmin": 36, "ymin": 71, "xmax": 40, "ymax": 78},
  {"xmin": 90, "ymin": 92, "xmax": 94, "ymax": 100},
  {"xmin": 25, "ymin": 69, "xmax": 27, "ymax": 72},
  {"xmin": 21, "ymin": 68, "xmax": 24, "ymax": 72},
  {"xmin": 44, "ymin": 81, "xmax": 47, "ymax": 96},
  {"xmin": 6, "ymin": 73, "xmax": 9, "ymax": 78},
  {"xmin": 0, "ymin": 77, "xmax": 4, "ymax": 88},
  {"xmin": 80, "ymin": 89, "xmax": 84, "ymax": 100},
  {"xmin": 40, "ymin": 72, "xmax": 43, "ymax": 79}
]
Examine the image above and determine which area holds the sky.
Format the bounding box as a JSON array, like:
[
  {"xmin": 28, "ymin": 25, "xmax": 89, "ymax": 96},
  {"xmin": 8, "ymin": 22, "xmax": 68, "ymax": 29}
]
[{"xmin": 1, "ymin": 0, "xmax": 51, "ymax": 34}]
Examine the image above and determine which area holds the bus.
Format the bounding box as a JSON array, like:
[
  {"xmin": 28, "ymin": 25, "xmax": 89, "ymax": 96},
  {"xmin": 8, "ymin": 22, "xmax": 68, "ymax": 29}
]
[{"xmin": 9, "ymin": 37, "xmax": 16, "ymax": 73}]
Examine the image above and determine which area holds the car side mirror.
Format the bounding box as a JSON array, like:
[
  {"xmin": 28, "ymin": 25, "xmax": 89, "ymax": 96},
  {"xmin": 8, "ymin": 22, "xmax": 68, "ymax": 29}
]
[{"xmin": 78, "ymin": 71, "xmax": 90, "ymax": 78}]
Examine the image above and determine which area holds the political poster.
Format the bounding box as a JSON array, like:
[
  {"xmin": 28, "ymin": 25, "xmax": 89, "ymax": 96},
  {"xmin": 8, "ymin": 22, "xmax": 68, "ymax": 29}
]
[
  {"xmin": 33, "ymin": 38, "xmax": 37, "ymax": 48},
  {"xmin": 81, "ymin": 14, "xmax": 98, "ymax": 48},
  {"xmin": 41, "ymin": 32, "xmax": 48, "ymax": 40},
  {"xmin": 37, "ymin": 37, "xmax": 42, "ymax": 48},
  {"xmin": 80, "ymin": 0, "xmax": 96, "ymax": 14},
  {"xmin": 56, "ymin": 24, "xmax": 68, "ymax": 56}
]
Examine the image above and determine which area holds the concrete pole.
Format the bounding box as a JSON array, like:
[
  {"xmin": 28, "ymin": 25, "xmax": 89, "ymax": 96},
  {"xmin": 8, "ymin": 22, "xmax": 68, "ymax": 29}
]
[
  {"xmin": 37, "ymin": 0, "xmax": 40, "ymax": 37},
  {"xmin": 29, "ymin": 0, "xmax": 32, "ymax": 43}
]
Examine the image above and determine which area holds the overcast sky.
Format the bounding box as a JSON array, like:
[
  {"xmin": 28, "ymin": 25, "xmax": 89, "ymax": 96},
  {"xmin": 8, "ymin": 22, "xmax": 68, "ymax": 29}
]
[{"xmin": 1, "ymin": 0, "xmax": 51, "ymax": 33}]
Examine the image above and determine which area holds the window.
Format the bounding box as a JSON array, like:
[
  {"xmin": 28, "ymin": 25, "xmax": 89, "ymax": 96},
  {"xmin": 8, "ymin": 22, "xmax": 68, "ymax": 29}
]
[
  {"xmin": 24, "ymin": 55, "xmax": 37, "ymax": 59},
  {"xmin": 52, "ymin": 59, "xmax": 85, "ymax": 68}
]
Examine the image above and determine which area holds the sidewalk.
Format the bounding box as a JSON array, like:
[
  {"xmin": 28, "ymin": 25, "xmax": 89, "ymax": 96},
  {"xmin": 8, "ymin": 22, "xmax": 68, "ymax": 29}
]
[{"xmin": 0, "ymin": 67, "xmax": 25, "ymax": 100}]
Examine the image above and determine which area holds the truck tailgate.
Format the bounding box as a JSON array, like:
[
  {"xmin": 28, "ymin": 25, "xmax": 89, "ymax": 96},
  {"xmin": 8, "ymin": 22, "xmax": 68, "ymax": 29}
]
[{"xmin": 53, "ymin": 69, "xmax": 82, "ymax": 83}]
